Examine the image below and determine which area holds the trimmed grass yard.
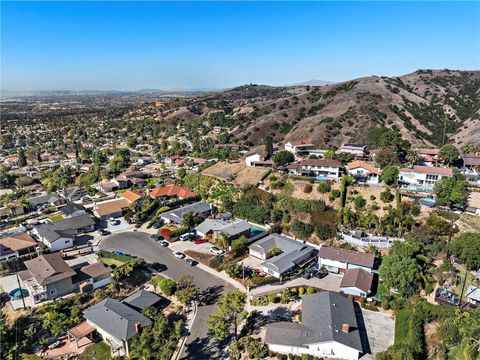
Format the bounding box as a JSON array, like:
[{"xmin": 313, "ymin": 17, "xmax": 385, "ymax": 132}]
[
  {"xmin": 99, "ymin": 257, "xmax": 125, "ymax": 267},
  {"xmin": 79, "ymin": 342, "xmax": 111, "ymax": 360},
  {"xmin": 49, "ymin": 212, "xmax": 64, "ymax": 222},
  {"xmin": 453, "ymin": 264, "xmax": 475, "ymax": 301}
]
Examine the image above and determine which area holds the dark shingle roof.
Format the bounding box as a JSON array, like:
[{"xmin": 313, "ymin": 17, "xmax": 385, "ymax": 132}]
[
  {"xmin": 319, "ymin": 247, "xmax": 374, "ymax": 268},
  {"xmin": 265, "ymin": 292, "xmax": 363, "ymax": 352},
  {"xmin": 60, "ymin": 203, "xmax": 85, "ymax": 216},
  {"xmin": 34, "ymin": 214, "xmax": 95, "ymax": 242},
  {"xmin": 122, "ymin": 289, "xmax": 161, "ymax": 311},
  {"xmin": 83, "ymin": 298, "xmax": 152, "ymax": 341},
  {"xmin": 22, "ymin": 253, "xmax": 76, "ymax": 285},
  {"xmin": 340, "ymin": 268, "xmax": 373, "ymax": 293}
]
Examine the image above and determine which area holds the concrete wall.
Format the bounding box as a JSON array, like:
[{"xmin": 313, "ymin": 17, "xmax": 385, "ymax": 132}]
[{"xmin": 268, "ymin": 340, "xmax": 360, "ymax": 360}]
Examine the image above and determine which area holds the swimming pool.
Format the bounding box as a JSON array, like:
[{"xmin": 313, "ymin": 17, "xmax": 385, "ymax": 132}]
[
  {"xmin": 9, "ymin": 288, "xmax": 28, "ymax": 300},
  {"xmin": 250, "ymin": 226, "xmax": 265, "ymax": 235},
  {"xmin": 419, "ymin": 198, "xmax": 436, "ymax": 207},
  {"xmin": 315, "ymin": 176, "xmax": 329, "ymax": 181}
]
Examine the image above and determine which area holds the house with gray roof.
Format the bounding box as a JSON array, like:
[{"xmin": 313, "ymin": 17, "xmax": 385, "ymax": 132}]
[
  {"xmin": 160, "ymin": 202, "xmax": 213, "ymax": 224},
  {"xmin": 60, "ymin": 203, "xmax": 86, "ymax": 218},
  {"xmin": 28, "ymin": 193, "xmax": 62, "ymax": 209},
  {"xmin": 264, "ymin": 291, "xmax": 364, "ymax": 359},
  {"xmin": 249, "ymin": 234, "xmax": 316, "ymax": 278},
  {"xmin": 195, "ymin": 219, "xmax": 251, "ymax": 241},
  {"xmin": 32, "ymin": 214, "xmax": 95, "ymax": 251},
  {"xmin": 83, "ymin": 290, "xmax": 161, "ymax": 356},
  {"xmin": 340, "ymin": 268, "xmax": 374, "ymax": 298}
]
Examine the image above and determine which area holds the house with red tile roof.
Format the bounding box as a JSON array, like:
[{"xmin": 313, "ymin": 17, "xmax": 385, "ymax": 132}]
[
  {"xmin": 149, "ymin": 184, "xmax": 197, "ymax": 200},
  {"xmin": 347, "ymin": 160, "xmax": 381, "ymax": 184}
]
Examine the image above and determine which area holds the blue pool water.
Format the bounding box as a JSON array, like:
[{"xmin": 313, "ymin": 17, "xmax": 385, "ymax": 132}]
[
  {"xmin": 315, "ymin": 176, "xmax": 329, "ymax": 181},
  {"xmin": 250, "ymin": 226, "xmax": 265, "ymax": 235},
  {"xmin": 419, "ymin": 198, "xmax": 436, "ymax": 207},
  {"xmin": 9, "ymin": 288, "xmax": 28, "ymax": 299}
]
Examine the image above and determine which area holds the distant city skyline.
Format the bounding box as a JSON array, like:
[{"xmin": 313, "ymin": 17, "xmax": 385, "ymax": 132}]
[{"xmin": 1, "ymin": 1, "xmax": 479, "ymax": 91}]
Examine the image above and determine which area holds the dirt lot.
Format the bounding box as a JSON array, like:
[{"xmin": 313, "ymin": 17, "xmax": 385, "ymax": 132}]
[{"xmin": 202, "ymin": 161, "xmax": 270, "ymax": 187}]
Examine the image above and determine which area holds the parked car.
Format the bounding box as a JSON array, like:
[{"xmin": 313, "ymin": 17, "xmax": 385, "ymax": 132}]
[
  {"xmin": 302, "ymin": 267, "xmax": 317, "ymax": 279},
  {"xmin": 180, "ymin": 231, "xmax": 196, "ymax": 241},
  {"xmin": 158, "ymin": 240, "xmax": 169, "ymax": 247},
  {"xmin": 210, "ymin": 246, "xmax": 225, "ymax": 255},
  {"xmin": 151, "ymin": 234, "xmax": 162, "ymax": 240},
  {"xmin": 173, "ymin": 251, "xmax": 185, "ymax": 259},
  {"xmin": 98, "ymin": 229, "xmax": 111, "ymax": 236},
  {"xmin": 194, "ymin": 238, "xmax": 208, "ymax": 245},
  {"xmin": 185, "ymin": 259, "xmax": 197, "ymax": 266},
  {"xmin": 150, "ymin": 262, "xmax": 167, "ymax": 272},
  {"xmin": 108, "ymin": 217, "xmax": 119, "ymax": 226},
  {"xmin": 112, "ymin": 250, "xmax": 126, "ymax": 256}
]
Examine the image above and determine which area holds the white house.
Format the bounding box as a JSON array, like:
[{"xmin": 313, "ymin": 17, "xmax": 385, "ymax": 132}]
[
  {"xmin": 287, "ymin": 159, "xmax": 342, "ymax": 180},
  {"xmin": 347, "ymin": 160, "xmax": 381, "ymax": 184},
  {"xmin": 340, "ymin": 268, "xmax": 374, "ymax": 298},
  {"xmin": 284, "ymin": 140, "xmax": 315, "ymax": 155},
  {"xmin": 265, "ymin": 292, "xmax": 363, "ymax": 360},
  {"xmin": 466, "ymin": 192, "xmax": 480, "ymax": 216},
  {"xmin": 398, "ymin": 165, "xmax": 453, "ymax": 190},
  {"xmin": 318, "ymin": 247, "xmax": 374, "ymax": 274},
  {"xmin": 32, "ymin": 214, "xmax": 95, "ymax": 251},
  {"xmin": 417, "ymin": 148, "xmax": 439, "ymax": 166},
  {"xmin": 466, "ymin": 285, "xmax": 480, "ymax": 306},
  {"xmin": 244, "ymin": 145, "xmax": 273, "ymax": 167},
  {"xmin": 336, "ymin": 144, "xmax": 366, "ymax": 156}
]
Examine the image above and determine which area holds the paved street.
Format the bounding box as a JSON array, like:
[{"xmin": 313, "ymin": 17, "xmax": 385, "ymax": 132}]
[{"xmin": 99, "ymin": 231, "xmax": 234, "ymax": 359}]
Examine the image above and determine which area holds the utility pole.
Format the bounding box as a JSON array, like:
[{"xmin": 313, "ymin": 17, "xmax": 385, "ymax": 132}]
[{"xmin": 16, "ymin": 273, "xmax": 26, "ymax": 309}]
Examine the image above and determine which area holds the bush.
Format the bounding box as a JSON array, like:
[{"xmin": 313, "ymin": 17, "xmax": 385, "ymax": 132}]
[
  {"xmin": 315, "ymin": 223, "xmax": 335, "ymax": 240},
  {"xmin": 251, "ymin": 296, "xmax": 269, "ymax": 306},
  {"xmin": 317, "ymin": 182, "xmax": 331, "ymax": 193},
  {"xmin": 209, "ymin": 255, "xmax": 224, "ymax": 270},
  {"xmin": 298, "ymin": 287, "xmax": 305, "ymax": 296},
  {"xmin": 382, "ymin": 301, "xmax": 390, "ymax": 310},
  {"xmin": 329, "ymin": 189, "xmax": 341, "ymax": 201},
  {"xmin": 306, "ymin": 287, "xmax": 315, "ymax": 295},
  {"xmin": 380, "ymin": 188, "xmax": 394, "ymax": 203},
  {"xmin": 303, "ymin": 184, "xmax": 313, "ymax": 194},
  {"xmin": 267, "ymin": 293, "xmax": 277, "ymax": 303},
  {"xmin": 159, "ymin": 277, "xmax": 177, "ymax": 296},
  {"xmin": 354, "ymin": 196, "xmax": 366, "ymax": 209},
  {"xmin": 290, "ymin": 220, "xmax": 314, "ymax": 239}
]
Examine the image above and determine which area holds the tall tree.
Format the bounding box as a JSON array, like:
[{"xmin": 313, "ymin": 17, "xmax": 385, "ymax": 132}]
[
  {"xmin": 439, "ymin": 144, "xmax": 460, "ymax": 166},
  {"xmin": 18, "ymin": 148, "xmax": 27, "ymax": 167},
  {"xmin": 264, "ymin": 136, "xmax": 273, "ymax": 157},
  {"xmin": 207, "ymin": 291, "xmax": 246, "ymax": 340},
  {"xmin": 405, "ymin": 149, "xmax": 421, "ymax": 167}
]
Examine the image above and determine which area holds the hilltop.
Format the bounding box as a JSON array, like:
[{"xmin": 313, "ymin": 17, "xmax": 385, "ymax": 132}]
[{"xmin": 130, "ymin": 69, "xmax": 480, "ymax": 147}]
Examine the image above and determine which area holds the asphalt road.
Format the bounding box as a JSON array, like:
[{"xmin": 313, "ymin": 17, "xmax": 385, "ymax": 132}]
[{"xmin": 99, "ymin": 231, "xmax": 234, "ymax": 359}]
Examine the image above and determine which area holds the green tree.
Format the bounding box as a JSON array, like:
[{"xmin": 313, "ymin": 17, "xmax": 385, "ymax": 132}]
[
  {"xmin": 317, "ymin": 182, "xmax": 331, "ymax": 193},
  {"xmin": 159, "ymin": 277, "xmax": 177, "ymax": 296},
  {"xmin": 366, "ymin": 127, "xmax": 389, "ymax": 147},
  {"xmin": 375, "ymin": 147, "xmax": 399, "ymax": 167},
  {"xmin": 174, "ymin": 275, "xmax": 198, "ymax": 304},
  {"xmin": 231, "ymin": 236, "xmax": 247, "ymax": 256},
  {"xmin": 272, "ymin": 151, "xmax": 294, "ymax": 167},
  {"xmin": 265, "ymin": 136, "xmax": 273, "ymax": 157},
  {"xmin": 354, "ymin": 196, "xmax": 366, "ymax": 209},
  {"xmin": 207, "ymin": 291, "xmax": 246, "ymax": 340},
  {"xmin": 182, "ymin": 212, "xmax": 195, "ymax": 228},
  {"xmin": 433, "ymin": 171, "xmax": 470, "ymax": 207},
  {"xmin": 381, "ymin": 166, "xmax": 399, "ymax": 186},
  {"xmin": 405, "ymin": 149, "xmax": 421, "ymax": 167},
  {"xmin": 439, "ymin": 144, "xmax": 459, "ymax": 166},
  {"xmin": 18, "ymin": 148, "xmax": 27, "ymax": 167},
  {"xmin": 449, "ymin": 232, "xmax": 480, "ymax": 270},
  {"xmin": 315, "ymin": 223, "xmax": 335, "ymax": 240}
]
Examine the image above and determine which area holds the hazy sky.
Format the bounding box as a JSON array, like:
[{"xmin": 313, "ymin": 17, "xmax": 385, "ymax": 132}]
[{"xmin": 2, "ymin": 1, "xmax": 479, "ymax": 91}]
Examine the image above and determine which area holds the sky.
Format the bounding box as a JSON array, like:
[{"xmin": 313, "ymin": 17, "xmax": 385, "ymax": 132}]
[{"xmin": 1, "ymin": 1, "xmax": 479, "ymax": 91}]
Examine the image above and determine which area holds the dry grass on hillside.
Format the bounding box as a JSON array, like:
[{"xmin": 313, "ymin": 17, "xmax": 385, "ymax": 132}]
[{"xmin": 202, "ymin": 161, "xmax": 270, "ymax": 187}]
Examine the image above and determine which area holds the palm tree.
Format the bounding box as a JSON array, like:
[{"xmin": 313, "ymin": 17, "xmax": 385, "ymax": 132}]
[{"xmin": 405, "ymin": 149, "xmax": 421, "ymax": 167}]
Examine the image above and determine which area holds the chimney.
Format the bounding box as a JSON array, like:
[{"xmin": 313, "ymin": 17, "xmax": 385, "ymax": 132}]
[
  {"xmin": 135, "ymin": 322, "xmax": 142, "ymax": 334},
  {"xmin": 342, "ymin": 324, "xmax": 350, "ymax": 333}
]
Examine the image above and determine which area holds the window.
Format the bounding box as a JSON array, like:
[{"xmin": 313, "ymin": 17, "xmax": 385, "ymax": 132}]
[{"xmin": 50, "ymin": 289, "xmax": 57, "ymax": 296}]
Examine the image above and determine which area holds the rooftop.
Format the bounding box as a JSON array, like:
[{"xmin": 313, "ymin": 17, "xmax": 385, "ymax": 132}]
[
  {"xmin": 149, "ymin": 184, "xmax": 197, "ymax": 199},
  {"xmin": 21, "ymin": 253, "xmax": 76, "ymax": 286},
  {"xmin": 319, "ymin": 246, "xmax": 375, "ymax": 268},
  {"xmin": 340, "ymin": 268, "xmax": 374, "ymax": 293}
]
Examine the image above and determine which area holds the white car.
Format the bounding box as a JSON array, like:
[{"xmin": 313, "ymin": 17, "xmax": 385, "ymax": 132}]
[
  {"xmin": 108, "ymin": 217, "xmax": 119, "ymax": 226},
  {"xmin": 210, "ymin": 247, "xmax": 225, "ymax": 255},
  {"xmin": 173, "ymin": 251, "xmax": 185, "ymax": 259}
]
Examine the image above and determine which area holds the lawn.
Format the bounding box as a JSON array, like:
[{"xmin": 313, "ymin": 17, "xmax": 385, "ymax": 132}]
[
  {"xmin": 79, "ymin": 342, "xmax": 111, "ymax": 360},
  {"xmin": 100, "ymin": 257, "xmax": 126, "ymax": 267},
  {"xmin": 49, "ymin": 212, "xmax": 64, "ymax": 222},
  {"xmin": 375, "ymin": 282, "xmax": 389, "ymax": 302}
]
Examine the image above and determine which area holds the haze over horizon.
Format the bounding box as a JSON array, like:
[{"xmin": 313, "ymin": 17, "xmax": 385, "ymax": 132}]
[{"xmin": 2, "ymin": 1, "xmax": 479, "ymax": 91}]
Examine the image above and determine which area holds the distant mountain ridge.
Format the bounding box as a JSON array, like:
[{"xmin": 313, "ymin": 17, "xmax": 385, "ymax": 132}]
[{"xmin": 286, "ymin": 79, "xmax": 334, "ymax": 87}]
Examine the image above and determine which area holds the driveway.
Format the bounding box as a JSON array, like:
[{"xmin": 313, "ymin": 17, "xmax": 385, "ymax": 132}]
[
  {"xmin": 99, "ymin": 231, "xmax": 234, "ymax": 359},
  {"xmin": 359, "ymin": 308, "xmax": 395, "ymax": 359}
]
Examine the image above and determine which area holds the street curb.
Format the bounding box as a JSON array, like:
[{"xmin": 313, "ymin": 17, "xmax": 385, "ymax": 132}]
[{"xmin": 172, "ymin": 300, "xmax": 198, "ymax": 360}]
